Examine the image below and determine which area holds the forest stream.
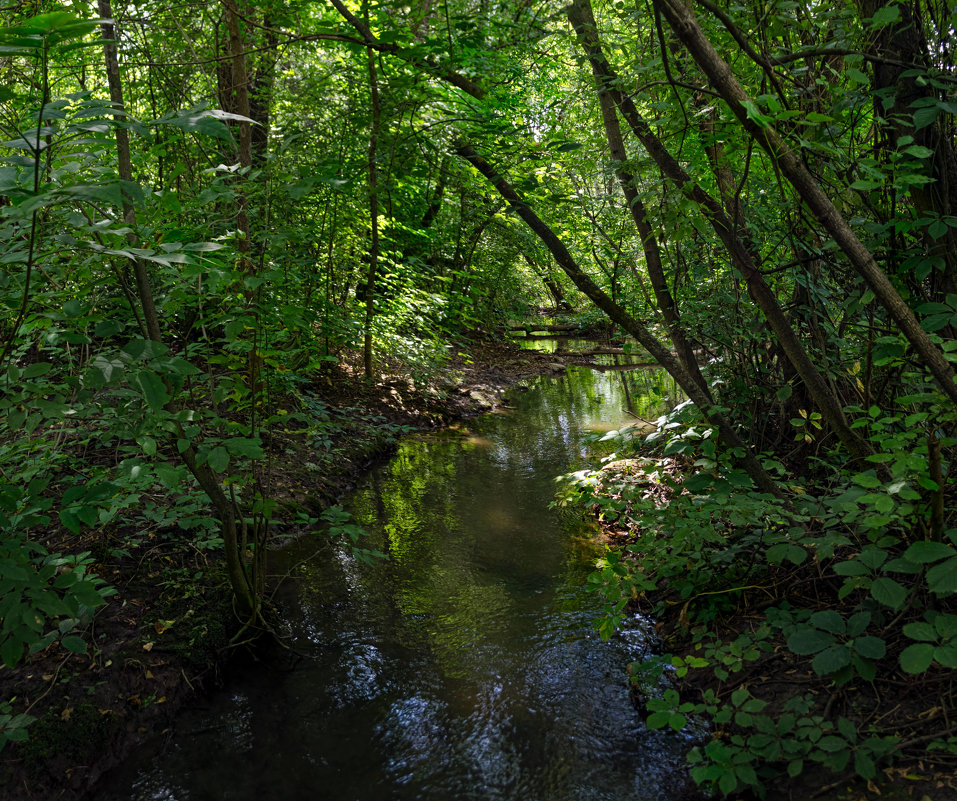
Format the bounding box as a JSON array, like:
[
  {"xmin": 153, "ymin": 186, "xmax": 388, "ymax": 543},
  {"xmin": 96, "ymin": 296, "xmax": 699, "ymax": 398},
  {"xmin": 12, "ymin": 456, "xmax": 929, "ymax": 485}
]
[{"xmin": 99, "ymin": 348, "xmax": 694, "ymax": 801}]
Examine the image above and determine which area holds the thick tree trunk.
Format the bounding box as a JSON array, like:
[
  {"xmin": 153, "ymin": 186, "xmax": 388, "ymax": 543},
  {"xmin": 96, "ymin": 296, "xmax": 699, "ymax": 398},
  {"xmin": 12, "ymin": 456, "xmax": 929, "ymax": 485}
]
[{"xmin": 858, "ymin": 0, "xmax": 957, "ymax": 296}]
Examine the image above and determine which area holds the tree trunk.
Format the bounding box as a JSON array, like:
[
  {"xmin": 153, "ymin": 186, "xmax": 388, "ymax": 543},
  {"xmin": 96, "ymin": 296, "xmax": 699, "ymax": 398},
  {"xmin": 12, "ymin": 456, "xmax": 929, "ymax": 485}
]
[
  {"xmin": 654, "ymin": 0, "xmax": 957, "ymax": 408},
  {"xmin": 858, "ymin": 0, "xmax": 957, "ymax": 296},
  {"xmin": 99, "ymin": 0, "xmax": 257, "ymax": 620},
  {"xmin": 363, "ymin": 7, "xmax": 381, "ymax": 382},
  {"xmin": 456, "ymin": 143, "xmax": 783, "ymax": 497},
  {"xmin": 569, "ymin": 0, "xmax": 709, "ymax": 399},
  {"xmin": 569, "ymin": 0, "xmax": 876, "ymax": 463},
  {"xmin": 523, "ymin": 255, "xmax": 572, "ymax": 310},
  {"xmin": 223, "ymin": 0, "xmax": 252, "ymax": 267}
]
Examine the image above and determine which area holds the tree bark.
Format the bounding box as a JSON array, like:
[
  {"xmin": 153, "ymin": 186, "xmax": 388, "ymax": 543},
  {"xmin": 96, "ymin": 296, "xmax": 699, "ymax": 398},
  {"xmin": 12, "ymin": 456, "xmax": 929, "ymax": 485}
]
[
  {"xmin": 569, "ymin": 0, "xmax": 709, "ymax": 400},
  {"xmin": 363, "ymin": 7, "xmax": 381, "ymax": 381},
  {"xmin": 99, "ymin": 0, "xmax": 257, "ymax": 619},
  {"xmin": 523, "ymin": 255, "xmax": 572, "ymax": 310},
  {"xmin": 98, "ymin": 1, "xmax": 161, "ymax": 344},
  {"xmin": 223, "ymin": 0, "xmax": 252, "ymax": 266},
  {"xmin": 858, "ymin": 0, "xmax": 957, "ymax": 295}
]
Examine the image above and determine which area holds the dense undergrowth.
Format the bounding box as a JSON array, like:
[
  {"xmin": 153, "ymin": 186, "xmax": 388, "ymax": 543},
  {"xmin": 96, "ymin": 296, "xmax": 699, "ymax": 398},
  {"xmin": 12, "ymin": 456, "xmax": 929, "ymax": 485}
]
[{"xmin": 563, "ymin": 375, "xmax": 957, "ymax": 798}]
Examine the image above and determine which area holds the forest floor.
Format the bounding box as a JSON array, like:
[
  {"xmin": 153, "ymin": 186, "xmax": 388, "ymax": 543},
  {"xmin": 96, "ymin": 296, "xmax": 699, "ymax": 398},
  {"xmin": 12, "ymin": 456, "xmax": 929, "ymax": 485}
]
[{"xmin": 0, "ymin": 335, "xmax": 604, "ymax": 801}]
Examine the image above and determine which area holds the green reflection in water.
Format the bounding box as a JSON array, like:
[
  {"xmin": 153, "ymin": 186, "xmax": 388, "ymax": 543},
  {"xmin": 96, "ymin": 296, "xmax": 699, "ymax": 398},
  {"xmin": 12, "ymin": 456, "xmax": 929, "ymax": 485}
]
[
  {"xmin": 345, "ymin": 364, "xmax": 677, "ymax": 683},
  {"xmin": 97, "ymin": 360, "xmax": 693, "ymax": 801}
]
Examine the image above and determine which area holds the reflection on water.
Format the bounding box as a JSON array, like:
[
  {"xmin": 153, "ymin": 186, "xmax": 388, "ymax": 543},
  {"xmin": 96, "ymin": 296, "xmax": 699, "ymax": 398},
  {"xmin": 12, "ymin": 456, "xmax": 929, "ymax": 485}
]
[{"xmin": 99, "ymin": 365, "xmax": 691, "ymax": 801}]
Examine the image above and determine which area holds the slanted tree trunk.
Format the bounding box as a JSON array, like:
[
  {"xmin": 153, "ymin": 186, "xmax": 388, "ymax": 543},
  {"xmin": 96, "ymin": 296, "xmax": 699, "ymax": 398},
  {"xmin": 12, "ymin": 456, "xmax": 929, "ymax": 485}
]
[
  {"xmin": 523, "ymin": 255, "xmax": 572, "ymax": 310},
  {"xmin": 654, "ymin": 0, "xmax": 957, "ymax": 408},
  {"xmin": 569, "ymin": 0, "xmax": 709, "ymax": 399},
  {"xmin": 456, "ymin": 143, "xmax": 783, "ymax": 497},
  {"xmin": 569, "ymin": 0, "xmax": 877, "ymax": 463}
]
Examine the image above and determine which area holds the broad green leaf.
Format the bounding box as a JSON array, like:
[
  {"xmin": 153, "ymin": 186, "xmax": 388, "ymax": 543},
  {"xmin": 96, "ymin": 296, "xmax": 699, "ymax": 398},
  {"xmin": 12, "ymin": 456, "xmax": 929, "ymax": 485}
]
[
  {"xmin": 75, "ymin": 506, "xmax": 97, "ymax": 527},
  {"xmin": 817, "ymin": 734, "xmax": 848, "ymax": 752},
  {"xmin": 60, "ymin": 635, "xmax": 87, "ymax": 653},
  {"xmin": 787, "ymin": 627, "xmax": 834, "ymax": 655},
  {"xmin": 207, "ymin": 446, "xmax": 230, "ymax": 473},
  {"xmin": 93, "ymin": 320, "xmax": 124, "ymax": 338},
  {"xmin": 903, "ymin": 622, "xmax": 938, "ymax": 642},
  {"xmin": 223, "ymin": 437, "xmax": 264, "ymax": 459},
  {"xmin": 58, "ymin": 509, "xmax": 81, "ymax": 534},
  {"xmin": 934, "ymin": 645, "xmax": 957, "ymax": 668},
  {"xmin": 71, "ymin": 580, "xmax": 107, "ymax": 608},
  {"xmin": 914, "ymin": 106, "xmax": 940, "ymax": 130},
  {"xmin": 1, "ymin": 637, "xmax": 24, "ymax": 669},
  {"xmin": 718, "ymin": 770, "xmax": 738, "ymax": 796},
  {"xmin": 846, "ymin": 611, "xmax": 871, "ymax": 638},
  {"xmin": 810, "ymin": 610, "xmax": 845, "ymax": 634},
  {"xmin": 934, "ymin": 613, "xmax": 957, "ymax": 639},
  {"xmin": 927, "ymin": 557, "xmax": 957, "ymax": 595},
  {"xmin": 837, "ymin": 717, "xmax": 857, "ymax": 741},
  {"xmin": 870, "ymin": 577, "xmax": 908, "ymax": 609},
  {"xmin": 870, "ymin": 4, "xmax": 900, "ymax": 27},
  {"xmin": 852, "ymin": 636, "xmax": 886, "ymax": 659},
  {"xmin": 154, "ymin": 462, "xmax": 182, "ymax": 489},
  {"xmin": 899, "ymin": 642, "xmax": 934, "ymax": 673},
  {"xmin": 832, "ymin": 559, "xmax": 867, "ymax": 576},
  {"xmin": 646, "ymin": 711, "xmax": 670, "ymax": 729},
  {"xmin": 852, "ymin": 472, "xmax": 881, "ymax": 489},
  {"xmin": 812, "ymin": 644, "xmax": 851, "ymax": 674},
  {"xmin": 741, "ymin": 99, "xmax": 771, "ymax": 129},
  {"xmin": 855, "ymin": 751, "xmax": 877, "ymax": 780},
  {"xmin": 90, "ymin": 355, "xmax": 124, "ymax": 385},
  {"xmin": 22, "ymin": 362, "xmax": 52, "ymax": 379},
  {"xmin": 903, "ymin": 541, "xmax": 956, "ymax": 563},
  {"xmin": 62, "ymin": 299, "xmax": 86, "ymax": 317},
  {"xmin": 136, "ymin": 370, "xmax": 169, "ymax": 413}
]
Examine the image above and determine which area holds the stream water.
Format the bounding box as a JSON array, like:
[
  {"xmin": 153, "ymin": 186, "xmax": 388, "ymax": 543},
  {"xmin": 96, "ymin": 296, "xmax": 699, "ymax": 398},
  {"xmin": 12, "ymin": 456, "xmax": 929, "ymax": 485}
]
[{"xmin": 100, "ymin": 358, "xmax": 690, "ymax": 801}]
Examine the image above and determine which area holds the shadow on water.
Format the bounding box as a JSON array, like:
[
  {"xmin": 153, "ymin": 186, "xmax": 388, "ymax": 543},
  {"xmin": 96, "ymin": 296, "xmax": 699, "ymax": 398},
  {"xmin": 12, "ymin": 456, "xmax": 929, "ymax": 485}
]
[{"xmin": 99, "ymin": 362, "xmax": 694, "ymax": 801}]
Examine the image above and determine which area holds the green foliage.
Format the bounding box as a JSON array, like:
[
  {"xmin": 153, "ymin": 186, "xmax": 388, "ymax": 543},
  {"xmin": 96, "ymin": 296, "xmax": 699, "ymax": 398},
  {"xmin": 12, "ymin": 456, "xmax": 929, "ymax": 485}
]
[
  {"xmin": 0, "ymin": 699, "xmax": 35, "ymax": 754},
  {"xmin": 0, "ymin": 478, "xmax": 114, "ymax": 669},
  {"xmin": 568, "ymin": 378, "xmax": 956, "ymax": 795},
  {"xmin": 645, "ymin": 683, "xmax": 898, "ymax": 796}
]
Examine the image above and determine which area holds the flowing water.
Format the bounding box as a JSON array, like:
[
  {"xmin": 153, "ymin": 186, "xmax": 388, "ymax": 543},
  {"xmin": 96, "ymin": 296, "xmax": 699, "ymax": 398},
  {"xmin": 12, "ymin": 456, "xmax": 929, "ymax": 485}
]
[{"xmin": 100, "ymin": 359, "xmax": 691, "ymax": 801}]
